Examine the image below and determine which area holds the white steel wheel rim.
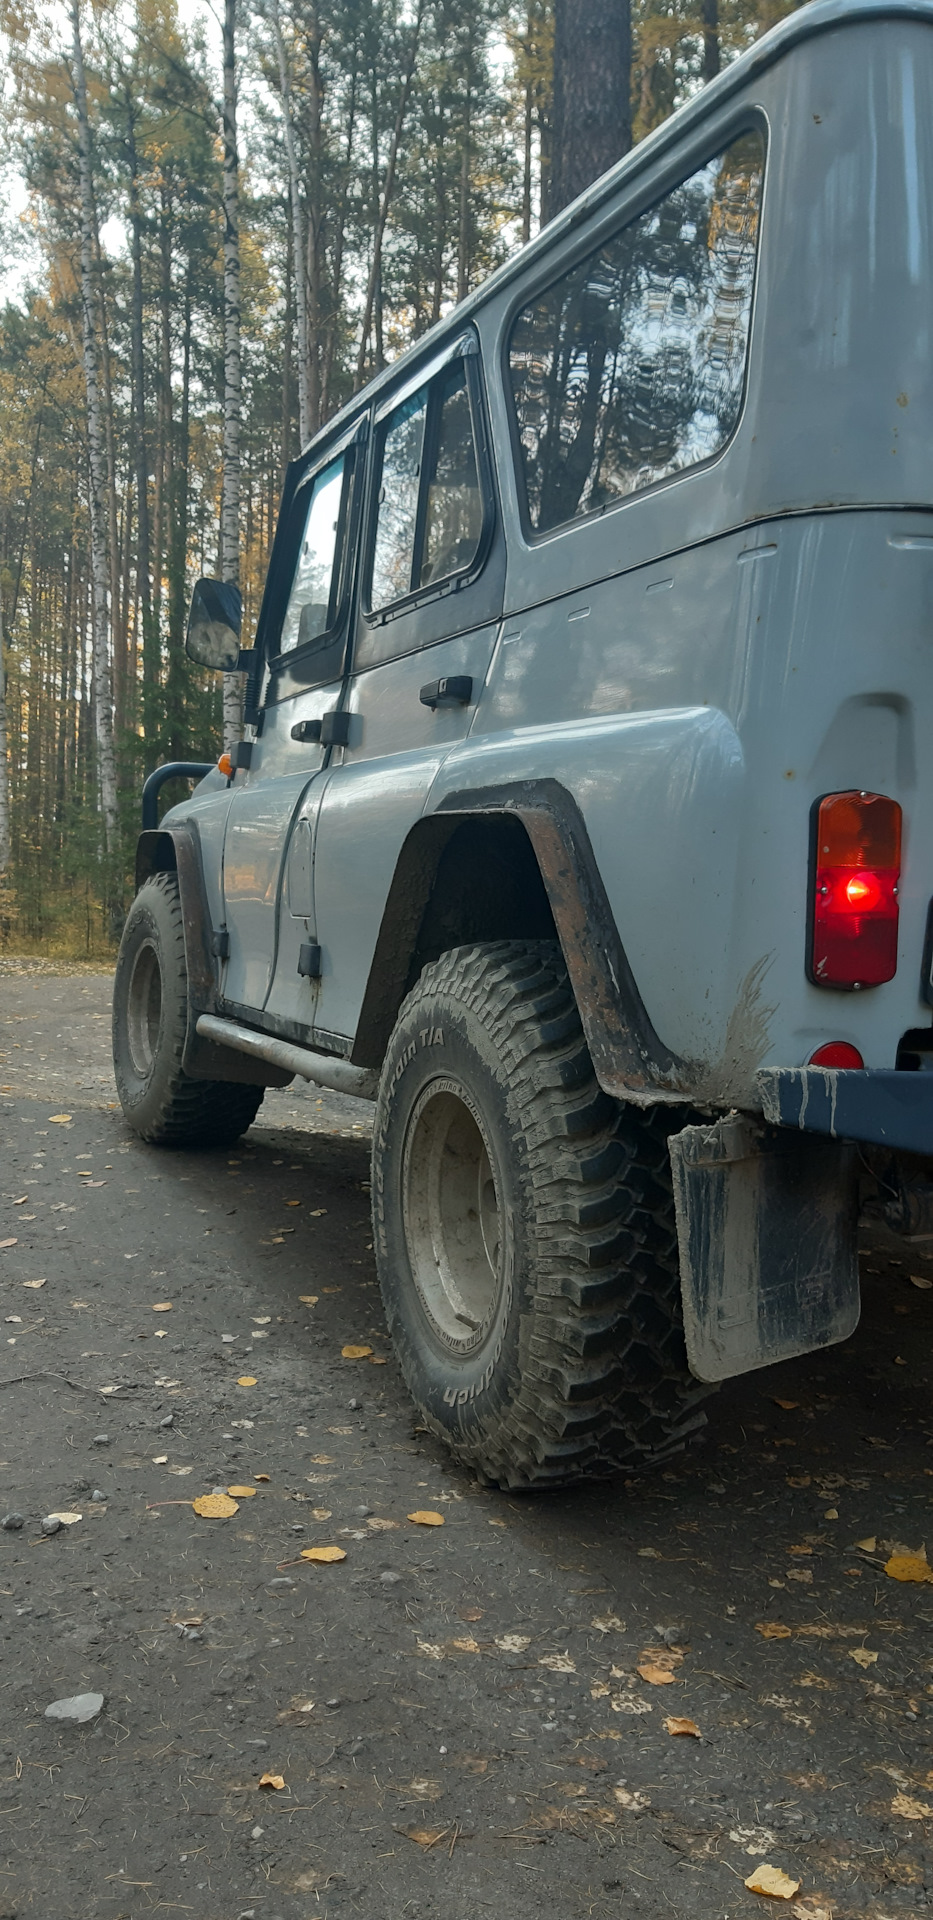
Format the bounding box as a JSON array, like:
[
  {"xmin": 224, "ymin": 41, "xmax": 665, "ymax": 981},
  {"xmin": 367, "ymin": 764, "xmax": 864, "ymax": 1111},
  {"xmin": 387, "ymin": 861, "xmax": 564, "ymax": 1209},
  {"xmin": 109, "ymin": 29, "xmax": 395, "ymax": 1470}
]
[
  {"xmin": 126, "ymin": 940, "xmax": 163, "ymax": 1078},
  {"xmin": 402, "ymin": 1079, "xmax": 502, "ymax": 1348}
]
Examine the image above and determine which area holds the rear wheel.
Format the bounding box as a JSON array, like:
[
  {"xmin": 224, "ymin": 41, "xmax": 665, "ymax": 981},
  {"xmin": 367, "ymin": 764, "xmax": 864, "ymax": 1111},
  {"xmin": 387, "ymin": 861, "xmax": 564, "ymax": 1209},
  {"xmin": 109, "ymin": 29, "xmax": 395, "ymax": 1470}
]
[
  {"xmin": 112, "ymin": 871, "xmax": 263, "ymax": 1148},
  {"xmin": 371, "ymin": 940, "xmax": 710, "ymax": 1489}
]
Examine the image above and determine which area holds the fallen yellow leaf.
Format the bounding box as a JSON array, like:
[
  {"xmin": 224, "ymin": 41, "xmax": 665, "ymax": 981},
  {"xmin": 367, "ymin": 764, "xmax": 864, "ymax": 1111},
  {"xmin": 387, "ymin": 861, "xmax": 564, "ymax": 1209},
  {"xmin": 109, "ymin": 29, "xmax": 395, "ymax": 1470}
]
[
  {"xmin": 638, "ymin": 1661, "xmax": 677, "ymax": 1685},
  {"xmin": 299, "ymin": 1295, "xmax": 318, "ymax": 1305},
  {"xmin": 885, "ymin": 1551, "xmax": 933, "ymax": 1583},
  {"xmin": 495, "ymin": 1634, "xmax": 530, "ymax": 1653},
  {"xmin": 788, "ymin": 1544, "xmax": 812, "ymax": 1556},
  {"xmin": 237, "ymin": 1376, "xmax": 257, "ymax": 1387},
  {"xmin": 756, "ymin": 1622, "xmax": 793, "ymax": 1639},
  {"xmin": 849, "ymin": 1647, "xmax": 878, "ymax": 1668},
  {"xmin": 910, "ymin": 1274, "xmax": 933, "ymax": 1289},
  {"xmin": 856, "ymin": 1536, "xmax": 877, "ymax": 1553},
  {"xmin": 22, "ymin": 1279, "xmax": 46, "ymax": 1289},
  {"xmin": 254, "ymin": 1473, "xmax": 271, "ymax": 1483},
  {"xmin": 285, "ymin": 1200, "xmax": 301, "ymax": 1207},
  {"xmin": 450, "ymin": 1637, "xmax": 481, "ymax": 1653},
  {"xmin": 771, "ymin": 1398, "xmax": 799, "ymax": 1411},
  {"xmin": 192, "ymin": 1494, "xmax": 239, "ymax": 1518},
  {"xmin": 0, "ymin": 1239, "xmax": 17, "ymax": 1250},
  {"xmin": 404, "ymin": 1826, "xmax": 448, "ymax": 1847},
  {"xmin": 151, "ymin": 1302, "xmax": 173, "ymax": 1312},
  {"xmin": 369, "ymin": 1354, "xmax": 387, "ymax": 1365},
  {"xmin": 300, "ymin": 1545, "xmax": 347, "ymax": 1563},
  {"xmin": 46, "ymin": 1510, "xmax": 82, "ymax": 1526},
  {"xmin": 258, "ymin": 1772, "xmax": 286, "ymax": 1791},
  {"xmin": 892, "ymin": 1791, "xmax": 933, "ymax": 1819},
  {"xmin": 408, "ymin": 1510, "xmax": 445, "ymax": 1527},
  {"xmin": 342, "ymin": 1344, "xmax": 373, "ymax": 1360},
  {"xmin": 227, "ymin": 1485, "xmax": 257, "ymax": 1498},
  {"xmin": 48, "ymin": 1114, "xmax": 72, "ymax": 1124},
  {"xmin": 664, "ymin": 1716, "xmax": 701, "ymax": 1737},
  {"xmin": 745, "ymin": 1865, "xmax": 801, "ymax": 1899},
  {"xmin": 311, "ymin": 1506, "xmax": 331, "ymax": 1520}
]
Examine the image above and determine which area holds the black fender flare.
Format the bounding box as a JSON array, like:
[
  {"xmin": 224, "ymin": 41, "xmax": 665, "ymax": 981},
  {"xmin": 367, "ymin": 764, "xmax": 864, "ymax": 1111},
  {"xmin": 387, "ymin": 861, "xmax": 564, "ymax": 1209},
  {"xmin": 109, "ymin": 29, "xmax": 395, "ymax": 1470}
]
[{"xmin": 352, "ymin": 778, "xmax": 688, "ymax": 1103}]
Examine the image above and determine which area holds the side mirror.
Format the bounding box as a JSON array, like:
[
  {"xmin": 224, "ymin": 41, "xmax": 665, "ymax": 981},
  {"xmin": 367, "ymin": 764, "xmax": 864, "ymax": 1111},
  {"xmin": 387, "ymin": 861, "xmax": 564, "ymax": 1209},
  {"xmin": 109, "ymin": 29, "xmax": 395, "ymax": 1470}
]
[{"xmin": 185, "ymin": 578, "xmax": 243, "ymax": 672}]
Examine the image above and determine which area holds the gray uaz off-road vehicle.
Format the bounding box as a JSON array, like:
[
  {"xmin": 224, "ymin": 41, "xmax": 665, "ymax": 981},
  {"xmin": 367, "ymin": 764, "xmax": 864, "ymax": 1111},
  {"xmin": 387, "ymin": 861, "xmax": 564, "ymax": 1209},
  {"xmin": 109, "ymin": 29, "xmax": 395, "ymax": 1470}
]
[{"xmin": 114, "ymin": 0, "xmax": 933, "ymax": 1487}]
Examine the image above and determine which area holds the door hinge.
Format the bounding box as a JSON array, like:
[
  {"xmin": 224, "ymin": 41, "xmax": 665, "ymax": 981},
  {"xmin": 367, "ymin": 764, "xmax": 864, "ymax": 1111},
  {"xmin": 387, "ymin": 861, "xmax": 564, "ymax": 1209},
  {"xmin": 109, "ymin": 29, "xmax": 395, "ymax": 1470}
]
[
  {"xmin": 211, "ymin": 928, "xmax": 230, "ymax": 959},
  {"xmin": 297, "ymin": 942, "xmax": 322, "ymax": 979},
  {"xmin": 231, "ymin": 739, "xmax": 254, "ymax": 771},
  {"xmin": 291, "ymin": 718, "xmax": 323, "ymax": 743},
  {"xmin": 420, "ymin": 675, "xmax": 473, "ymax": 710},
  {"xmin": 321, "ymin": 710, "xmax": 352, "ymax": 747}
]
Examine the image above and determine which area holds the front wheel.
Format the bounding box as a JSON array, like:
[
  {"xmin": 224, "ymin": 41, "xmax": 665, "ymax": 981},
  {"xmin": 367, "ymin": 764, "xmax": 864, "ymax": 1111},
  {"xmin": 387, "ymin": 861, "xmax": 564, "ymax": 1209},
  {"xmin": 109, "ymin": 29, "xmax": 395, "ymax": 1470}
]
[
  {"xmin": 112, "ymin": 871, "xmax": 263, "ymax": 1148},
  {"xmin": 371, "ymin": 940, "xmax": 710, "ymax": 1489}
]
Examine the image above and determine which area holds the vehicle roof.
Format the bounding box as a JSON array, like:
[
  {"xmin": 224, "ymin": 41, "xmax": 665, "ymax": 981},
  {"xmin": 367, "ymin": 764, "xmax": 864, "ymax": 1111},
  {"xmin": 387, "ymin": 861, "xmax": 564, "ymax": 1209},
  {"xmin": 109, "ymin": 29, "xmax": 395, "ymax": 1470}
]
[{"xmin": 303, "ymin": 0, "xmax": 933, "ymax": 465}]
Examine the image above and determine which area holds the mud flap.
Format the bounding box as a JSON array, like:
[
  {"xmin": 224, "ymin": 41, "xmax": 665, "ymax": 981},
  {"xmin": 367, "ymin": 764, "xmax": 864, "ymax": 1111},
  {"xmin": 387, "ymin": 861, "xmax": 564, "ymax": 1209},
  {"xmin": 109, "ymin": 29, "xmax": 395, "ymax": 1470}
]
[{"xmin": 669, "ymin": 1115, "xmax": 860, "ymax": 1383}]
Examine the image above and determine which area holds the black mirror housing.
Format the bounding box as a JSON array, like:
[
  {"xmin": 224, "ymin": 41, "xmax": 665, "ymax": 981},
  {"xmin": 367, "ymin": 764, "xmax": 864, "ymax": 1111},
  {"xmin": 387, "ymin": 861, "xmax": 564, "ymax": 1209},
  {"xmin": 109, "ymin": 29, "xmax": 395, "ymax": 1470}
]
[{"xmin": 185, "ymin": 578, "xmax": 243, "ymax": 672}]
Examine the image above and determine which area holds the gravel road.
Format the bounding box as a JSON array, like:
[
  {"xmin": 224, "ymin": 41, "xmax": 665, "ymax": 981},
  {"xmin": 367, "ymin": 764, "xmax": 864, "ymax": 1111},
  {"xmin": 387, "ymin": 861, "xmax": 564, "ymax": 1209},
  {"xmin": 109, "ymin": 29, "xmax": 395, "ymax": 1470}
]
[{"xmin": 1, "ymin": 964, "xmax": 933, "ymax": 1920}]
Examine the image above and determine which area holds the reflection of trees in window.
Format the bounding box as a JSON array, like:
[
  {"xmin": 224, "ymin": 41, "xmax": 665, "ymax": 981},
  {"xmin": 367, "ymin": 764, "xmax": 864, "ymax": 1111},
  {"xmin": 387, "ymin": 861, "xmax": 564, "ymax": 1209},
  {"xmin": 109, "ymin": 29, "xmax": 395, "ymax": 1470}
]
[
  {"xmin": 420, "ymin": 372, "xmax": 483, "ymax": 586},
  {"xmin": 369, "ymin": 364, "xmax": 483, "ymax": 608},
  {"xmin": 509, "ymin": 132, "xmax": 763, "ymax": 533},
  {"xmin": 279, "ymin": 455, "xmax": 346, "ymax": 655},
  {"xmin": 370, "ymin": 390, "xmax": 428, "ymax": 609}
]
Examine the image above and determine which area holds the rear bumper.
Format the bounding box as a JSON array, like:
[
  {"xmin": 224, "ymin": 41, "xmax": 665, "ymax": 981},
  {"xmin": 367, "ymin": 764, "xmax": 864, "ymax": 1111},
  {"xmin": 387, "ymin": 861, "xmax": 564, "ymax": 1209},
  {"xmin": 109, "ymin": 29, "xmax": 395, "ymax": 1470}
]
[{"xmin": 758, "ymin": 1067, "xmax": 933, "ymax": 1154}]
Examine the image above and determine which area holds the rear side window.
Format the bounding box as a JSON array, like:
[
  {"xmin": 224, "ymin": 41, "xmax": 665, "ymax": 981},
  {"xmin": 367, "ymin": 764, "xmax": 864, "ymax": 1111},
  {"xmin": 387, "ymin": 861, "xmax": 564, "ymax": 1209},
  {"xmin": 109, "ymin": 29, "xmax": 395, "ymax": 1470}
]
[
  {"xmin": 278, "ymin": 452, "xmax": 350, "ymax": 657},
  {"xmin": 508, "ymin": 130, "xmax": 764, "ymax": 535},
  {"xmin": 367, "ymin": 360, "xmax": 485, "ymax": 614}
]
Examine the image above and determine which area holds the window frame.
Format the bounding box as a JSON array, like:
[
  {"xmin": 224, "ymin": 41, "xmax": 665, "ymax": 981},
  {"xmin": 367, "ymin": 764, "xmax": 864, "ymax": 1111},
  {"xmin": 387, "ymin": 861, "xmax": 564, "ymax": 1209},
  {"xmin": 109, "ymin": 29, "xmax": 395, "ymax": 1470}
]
[
  {"xmin": 502, "ymin": 114, "xmax": 768, "ymax": 546},
  {"xmin": 258, "ymin": 417, "xmax": 368, "ymax": 698},
  {"xmin": 361, "ymin": 332, "xmax": 497, "ymax": 628}
]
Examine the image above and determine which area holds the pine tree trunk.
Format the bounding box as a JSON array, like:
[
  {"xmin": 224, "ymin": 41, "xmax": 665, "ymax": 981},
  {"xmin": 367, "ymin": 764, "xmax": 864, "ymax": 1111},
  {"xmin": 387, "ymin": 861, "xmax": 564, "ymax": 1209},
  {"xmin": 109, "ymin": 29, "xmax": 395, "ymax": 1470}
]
[
  {"xmin": 221, "ymin": 0, "xmax": 243, "ymax": 750},
  {"xmin": 355, "ymin": 0, "xmax": 425, "ymax": 388},
  {"xmin": 549, "ymin": 0, "xmax": 632, "ymax": 217},
  {"xmin": 267, "ymin": 0, "xmax": 311, "ymax": 446},
  {"xmin": 70, "ymin": 0, "xmax": 120, "ymax": 870}
]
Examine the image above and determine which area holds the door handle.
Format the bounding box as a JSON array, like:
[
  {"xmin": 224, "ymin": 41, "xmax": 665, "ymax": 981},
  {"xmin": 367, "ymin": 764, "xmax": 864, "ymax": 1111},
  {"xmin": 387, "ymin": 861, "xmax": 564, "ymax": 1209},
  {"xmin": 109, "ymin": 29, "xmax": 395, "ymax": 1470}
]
[{"xmin": 420, "ymin": 675, "xmax": 473, "ymax": 710}]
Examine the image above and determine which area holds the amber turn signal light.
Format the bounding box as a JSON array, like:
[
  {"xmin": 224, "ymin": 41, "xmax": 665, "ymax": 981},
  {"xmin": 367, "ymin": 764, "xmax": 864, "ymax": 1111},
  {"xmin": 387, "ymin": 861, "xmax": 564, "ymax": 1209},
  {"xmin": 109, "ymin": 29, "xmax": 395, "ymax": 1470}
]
[
  {"xmin": 809, "ymin": 790, "xmax": 901, "ymax": 989},
  {"xmin": 217, "ymin": 752, "xmax": 234, "ymax": 779}
]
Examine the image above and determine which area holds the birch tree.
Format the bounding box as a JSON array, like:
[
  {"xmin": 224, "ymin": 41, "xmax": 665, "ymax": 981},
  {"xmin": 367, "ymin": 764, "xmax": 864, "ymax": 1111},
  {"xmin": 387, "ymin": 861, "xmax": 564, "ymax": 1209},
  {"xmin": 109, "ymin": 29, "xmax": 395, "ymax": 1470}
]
[
  {"xmin": 264, "ymin": 0, "xmax": 311, "ymax": 447},
  {"xmin": 221, "ymin": 0, "xmax": 243, "ymax": 750},
  {"xmin": 69, "ymin": 0, "xmax": 120, "ymax": 861}
]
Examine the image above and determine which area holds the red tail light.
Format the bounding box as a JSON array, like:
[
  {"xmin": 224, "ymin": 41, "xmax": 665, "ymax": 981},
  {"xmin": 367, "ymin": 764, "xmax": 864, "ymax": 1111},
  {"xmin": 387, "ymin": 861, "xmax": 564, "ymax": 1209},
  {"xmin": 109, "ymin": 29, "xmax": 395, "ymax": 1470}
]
[
  {"xmin": 807, "ymin": 1041, "xmax": 864, "ymax": 1068},
  {"xmin": 809, "ymin": 790, "xmax": 901, "ymax": 988}
]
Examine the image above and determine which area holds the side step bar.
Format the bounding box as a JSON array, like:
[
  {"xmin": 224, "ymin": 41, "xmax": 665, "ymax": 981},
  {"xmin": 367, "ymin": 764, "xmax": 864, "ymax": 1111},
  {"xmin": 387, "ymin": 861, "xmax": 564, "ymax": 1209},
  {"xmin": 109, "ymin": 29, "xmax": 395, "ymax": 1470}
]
[{"xmin": 196, "ymin": 1014, "xmax": 379, "ymax": 1101}]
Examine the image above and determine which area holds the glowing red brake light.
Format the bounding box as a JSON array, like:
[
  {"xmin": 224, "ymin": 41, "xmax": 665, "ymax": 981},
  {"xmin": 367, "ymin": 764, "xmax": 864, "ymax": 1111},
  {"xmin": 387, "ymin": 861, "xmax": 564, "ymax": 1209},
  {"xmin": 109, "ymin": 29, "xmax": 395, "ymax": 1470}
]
[{"xmin": 809, "ymin": 791, "xmax": 901, "ymax": 989}]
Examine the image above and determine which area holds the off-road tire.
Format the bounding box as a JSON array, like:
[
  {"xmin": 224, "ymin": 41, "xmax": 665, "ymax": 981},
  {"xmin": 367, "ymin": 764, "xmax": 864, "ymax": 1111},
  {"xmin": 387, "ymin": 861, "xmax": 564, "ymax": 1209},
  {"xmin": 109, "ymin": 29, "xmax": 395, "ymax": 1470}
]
[
  {"xmin": 112, "ymin": 871, "xmax": 264, "ymax": 1148},
  {"xmin": 372, "ymin": 940, "xmax": 710, "ymax": 1489}
]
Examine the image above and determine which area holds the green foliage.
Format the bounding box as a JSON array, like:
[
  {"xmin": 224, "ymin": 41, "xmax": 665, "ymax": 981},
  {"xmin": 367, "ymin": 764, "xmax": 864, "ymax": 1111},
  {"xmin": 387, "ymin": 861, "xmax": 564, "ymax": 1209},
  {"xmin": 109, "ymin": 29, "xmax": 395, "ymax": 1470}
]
[{"xmin": 0, "ymin": 0, "xmax": 799, "ymax": 956}]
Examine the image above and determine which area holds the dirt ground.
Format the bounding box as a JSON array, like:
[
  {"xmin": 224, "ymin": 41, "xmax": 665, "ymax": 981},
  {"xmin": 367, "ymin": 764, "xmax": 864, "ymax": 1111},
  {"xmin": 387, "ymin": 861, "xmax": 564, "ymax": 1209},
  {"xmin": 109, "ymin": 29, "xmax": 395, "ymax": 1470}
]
[{"xmin": 1, "ymin": 965, "xmax": 933, "ymax": 1920}]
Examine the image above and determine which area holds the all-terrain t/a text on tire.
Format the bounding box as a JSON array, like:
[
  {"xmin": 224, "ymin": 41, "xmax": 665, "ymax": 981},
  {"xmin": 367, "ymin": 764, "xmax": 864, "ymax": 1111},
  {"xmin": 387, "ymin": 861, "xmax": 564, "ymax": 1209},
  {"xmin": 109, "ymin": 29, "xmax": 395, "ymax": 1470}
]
[
  {"xmin": 113, "ymin": 871, "xmax": 263, "ymax": 1148},
  {"xmin": 371, "ymin": 940, "xmax": 708, "ymax": 1489}
]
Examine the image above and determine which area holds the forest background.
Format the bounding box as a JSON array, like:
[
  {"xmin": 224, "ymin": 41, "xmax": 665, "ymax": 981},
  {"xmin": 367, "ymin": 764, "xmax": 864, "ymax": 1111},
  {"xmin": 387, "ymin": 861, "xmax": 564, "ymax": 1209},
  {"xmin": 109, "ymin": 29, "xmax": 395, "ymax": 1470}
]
[{"xmin": 0, "ymin": 0, "xmax": 798, "ymax": 956}]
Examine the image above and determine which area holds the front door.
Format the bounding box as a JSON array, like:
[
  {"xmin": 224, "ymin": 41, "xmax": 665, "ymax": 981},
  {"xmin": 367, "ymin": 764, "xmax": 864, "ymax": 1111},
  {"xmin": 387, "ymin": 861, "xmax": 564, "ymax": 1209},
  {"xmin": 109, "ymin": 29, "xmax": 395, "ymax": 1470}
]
[
  {"xmin": 219, "ymin": 427, "xmax": 364, "ymax": 1022},
  {"xmin": 302, "ymin": 335, "xmax": 505, "ymax": 1050}
]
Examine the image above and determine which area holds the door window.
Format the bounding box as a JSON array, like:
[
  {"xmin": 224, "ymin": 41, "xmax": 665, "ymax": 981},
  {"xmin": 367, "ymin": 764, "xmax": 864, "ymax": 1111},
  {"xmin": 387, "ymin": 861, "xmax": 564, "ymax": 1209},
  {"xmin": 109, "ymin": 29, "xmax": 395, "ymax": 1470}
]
[
  {"xmin": 366, "ymin": 360, "xmax": 486, "ymax": 615},
  {"xmin": 278, "ymin": 453, "xmax": 349, "ymax": 656},
  {"xmin": 370, "ymin": 392, "xmax": 428, "ymax": 610},
  {"xmin": 508, "ymin": 130, "xmax": 764, "ymax": 534}
]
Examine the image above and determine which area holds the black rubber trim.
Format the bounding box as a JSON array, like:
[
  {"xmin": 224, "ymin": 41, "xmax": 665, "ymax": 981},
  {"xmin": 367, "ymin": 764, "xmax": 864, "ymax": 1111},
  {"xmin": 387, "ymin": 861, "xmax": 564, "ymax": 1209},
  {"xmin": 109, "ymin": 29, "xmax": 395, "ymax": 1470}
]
[{"xmin": 435, "ymin": 779, "xmax": 683, "ymax": 1098}]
